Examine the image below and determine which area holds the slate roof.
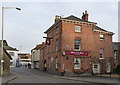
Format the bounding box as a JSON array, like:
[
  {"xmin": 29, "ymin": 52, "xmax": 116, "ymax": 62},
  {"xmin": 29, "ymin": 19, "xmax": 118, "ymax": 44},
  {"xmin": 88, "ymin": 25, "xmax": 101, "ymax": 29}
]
[
  {"xmin": 112, "ymin": 42, "xmax": 120, "ymax": 50},
  {"xmin": 63, "ymin": 15, "xmax": 96, "ymax": 23},
  {"xmin": 64, "ymin": 15, "xmax": 112, "ymax": 33},
  {"xmin": 31, "ymin": 42, "xmax": 45, "ymax": 51},
  {"xmin": 93, "ymin": 25, "xmax": 114, "ymax": 33},
  {"xmin": 0, "ymin": 40, "xmax": 18, "ymax": 51},
  {"xmin": 44, "ymin": 15, "xmax": 113, "ymax": 34}
]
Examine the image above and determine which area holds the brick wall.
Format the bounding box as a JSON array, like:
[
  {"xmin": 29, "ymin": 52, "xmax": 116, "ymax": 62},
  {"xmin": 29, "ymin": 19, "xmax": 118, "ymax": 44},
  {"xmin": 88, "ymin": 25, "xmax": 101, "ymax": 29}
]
[{"xmin": 40, "ymin": 15, "xmax": 114, "ymax": 75}]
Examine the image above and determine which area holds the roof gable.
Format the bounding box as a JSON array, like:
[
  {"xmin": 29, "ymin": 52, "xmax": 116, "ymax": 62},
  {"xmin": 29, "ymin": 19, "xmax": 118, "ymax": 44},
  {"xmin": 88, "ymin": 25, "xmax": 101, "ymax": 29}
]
[
  {"xmin": 62, "ymin": 15, "xmax": 96, "ymax": 23},
  {"xmin": 0, "ymin": 40, "xmax": 18, "ymax": 51}
]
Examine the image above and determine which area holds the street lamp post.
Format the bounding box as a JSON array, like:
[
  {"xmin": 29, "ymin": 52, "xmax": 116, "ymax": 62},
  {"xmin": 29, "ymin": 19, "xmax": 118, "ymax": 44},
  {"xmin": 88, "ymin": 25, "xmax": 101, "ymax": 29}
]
[{"xmin": 1, "ymin": 7, "xmax": 21, "ymax": 76}]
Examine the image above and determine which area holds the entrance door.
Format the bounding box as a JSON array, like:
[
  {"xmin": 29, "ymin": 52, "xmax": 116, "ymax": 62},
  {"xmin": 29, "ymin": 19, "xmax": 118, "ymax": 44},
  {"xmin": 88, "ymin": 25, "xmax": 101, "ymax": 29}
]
[{"xmin": 44, "ymin": 60, "xmax": 47, "ymax": 71}]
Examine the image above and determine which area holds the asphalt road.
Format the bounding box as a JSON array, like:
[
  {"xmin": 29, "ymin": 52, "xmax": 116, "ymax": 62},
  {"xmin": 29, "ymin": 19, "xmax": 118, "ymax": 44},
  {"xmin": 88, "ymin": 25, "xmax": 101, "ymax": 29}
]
[{"xmin": 6, "ymin": 67, "xmax": 107, "ymax": 85}]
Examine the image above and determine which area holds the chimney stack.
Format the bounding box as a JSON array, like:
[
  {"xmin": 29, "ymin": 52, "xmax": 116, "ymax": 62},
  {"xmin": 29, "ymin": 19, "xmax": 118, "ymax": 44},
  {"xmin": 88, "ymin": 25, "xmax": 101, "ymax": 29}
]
[
  {"xmin": 82, "ymin": 10, "xmax": 88, "ymax": 21},
  {"xmin": 55, "ymin": 15, "xmax": 61, "ymax": 23}
]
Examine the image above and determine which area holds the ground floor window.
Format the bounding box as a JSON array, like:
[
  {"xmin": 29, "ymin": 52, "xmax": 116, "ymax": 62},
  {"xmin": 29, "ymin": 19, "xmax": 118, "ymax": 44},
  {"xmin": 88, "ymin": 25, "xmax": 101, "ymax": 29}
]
[
  {"xmin": 74, "ymin": 57, "xmax": 80, "ymax": 69},
  {"xmin": 49, "ymin": 58, "xmax": 51, "ymax": 68},
  {"xmin": 93, "ymin": 63, "xmax": 100, "ymax": 73},
  {"xmin": 10, "ymin": 62, "xmax": 13, "ymax": 66},
  {"xmin": 106, "ymin": 63, "xmax": 111, "ymax": 73},
  {"xmin": 55, "ymin": 57, "xmax": 58, "ymax": 70}
]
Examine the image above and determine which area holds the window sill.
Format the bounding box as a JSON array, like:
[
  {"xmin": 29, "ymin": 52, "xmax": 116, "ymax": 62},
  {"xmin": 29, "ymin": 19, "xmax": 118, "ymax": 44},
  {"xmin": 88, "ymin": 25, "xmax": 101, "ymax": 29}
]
[
  {"xmin": 99, "ymin": 58, "xmax": 104, "ymax": 59},
  {"xmin": 75, "ymin": 31, "xmax": 81, "ymax": 33},
  {"xmin": 74, "ymin": 49, "xmax": 80, "ymax": 51},
  {"xmin": 74, "ymin": 68, "xmax": 80, "ymax": 70},
  {"xmin": 100, "ymin": 39, "xmax": 104, "ymax": 41}
]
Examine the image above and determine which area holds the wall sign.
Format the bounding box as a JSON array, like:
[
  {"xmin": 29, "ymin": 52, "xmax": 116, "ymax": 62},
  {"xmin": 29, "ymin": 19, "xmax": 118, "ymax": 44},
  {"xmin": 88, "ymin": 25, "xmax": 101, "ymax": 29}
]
[
  {"xmin": 46, "ymin": 39, "xmax": 50, "ymax": 45},
  {"xmin": 65, "ymin": 51, "xmax": 88, "ymax": 56}
]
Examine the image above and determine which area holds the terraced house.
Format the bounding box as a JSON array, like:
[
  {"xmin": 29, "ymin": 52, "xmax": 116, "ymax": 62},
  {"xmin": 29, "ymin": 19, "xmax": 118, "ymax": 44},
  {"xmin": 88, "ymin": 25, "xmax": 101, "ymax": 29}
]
[
  {"xmin": 40, "ymin": 10, "xmax": 114, "ymax": 76},
  {"xmin": 31, "ymin": 42, "xmax": 45, "ymax": 69}
]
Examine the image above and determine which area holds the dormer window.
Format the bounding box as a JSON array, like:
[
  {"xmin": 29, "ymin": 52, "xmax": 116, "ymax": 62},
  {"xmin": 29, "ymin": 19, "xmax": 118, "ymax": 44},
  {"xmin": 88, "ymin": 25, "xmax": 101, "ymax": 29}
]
[{"xmin": 100, "ymin": 34, "xmax": 104, "ymax": 40}]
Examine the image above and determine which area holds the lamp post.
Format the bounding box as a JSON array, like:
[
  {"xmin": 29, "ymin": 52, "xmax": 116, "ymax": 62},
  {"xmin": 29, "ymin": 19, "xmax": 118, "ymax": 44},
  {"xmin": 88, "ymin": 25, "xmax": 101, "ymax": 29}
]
[{"xmin": 1, "ymin": 7, "xmax": 21, "ymax": 76}]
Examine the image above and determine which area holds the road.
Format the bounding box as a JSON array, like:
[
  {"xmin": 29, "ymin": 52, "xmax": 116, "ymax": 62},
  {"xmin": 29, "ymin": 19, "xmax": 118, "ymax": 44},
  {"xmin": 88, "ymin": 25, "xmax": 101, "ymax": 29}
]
[{"xmin": 7, "ymin": 67, "xmax": 109, "ymax": 85}]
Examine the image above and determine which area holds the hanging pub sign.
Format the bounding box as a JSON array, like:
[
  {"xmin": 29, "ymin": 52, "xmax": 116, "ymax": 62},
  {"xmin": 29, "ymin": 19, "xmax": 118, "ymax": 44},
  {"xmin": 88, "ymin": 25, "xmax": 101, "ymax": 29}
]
[
  {"xmin": 65, "ymin": 51, "xmax": 88, "ymax": 56},
  {"xmin": 46, "ymin": 38, "xmax": 50, "ymax": 45}
]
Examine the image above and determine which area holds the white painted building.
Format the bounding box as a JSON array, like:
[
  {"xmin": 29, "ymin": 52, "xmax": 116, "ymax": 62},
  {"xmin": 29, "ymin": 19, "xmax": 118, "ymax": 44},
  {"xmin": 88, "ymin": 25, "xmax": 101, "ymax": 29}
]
[
  {"xmin": 0, "ymin": 40, "xmax": 19, "ymax": 67},
  {"xmin": 31, "ymin": 49, "xmax": 40, "ymax": 69},
  {"xmin": 7, "ymin": 50, "xmax": 18, "ymax": 67},
  {"xmin": 31, "ymin": 42, "xmax": 45, "ymax": 69}
]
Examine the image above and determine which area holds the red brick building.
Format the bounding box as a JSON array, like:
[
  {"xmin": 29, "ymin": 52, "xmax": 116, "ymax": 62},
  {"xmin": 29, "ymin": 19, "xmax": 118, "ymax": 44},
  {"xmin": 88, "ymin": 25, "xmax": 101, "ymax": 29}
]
[{"xmin": 40, "ymin": 10, "xmax": 114, "ymax": 76}]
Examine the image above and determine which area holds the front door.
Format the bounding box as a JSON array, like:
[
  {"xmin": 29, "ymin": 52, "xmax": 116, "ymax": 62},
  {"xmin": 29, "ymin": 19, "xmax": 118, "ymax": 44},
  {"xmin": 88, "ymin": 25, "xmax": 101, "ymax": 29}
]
[{"xmin": 44, "ymin": 60, "xmax": 47, "ymax": 71}]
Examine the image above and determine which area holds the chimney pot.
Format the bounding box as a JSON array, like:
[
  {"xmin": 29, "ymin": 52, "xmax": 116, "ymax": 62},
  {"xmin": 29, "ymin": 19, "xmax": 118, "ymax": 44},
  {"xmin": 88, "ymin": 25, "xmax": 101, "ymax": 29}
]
[
  {"xmin": 85, "ymin": 10, "xmax": 87, "ymax": 14},
  {"xmin": 83, "ymin": 12, "xmax": 84, "ymax": 15},
  {"xmin": 82, "ymin": 10, "xmax": 88, "ymax": 21},
  {"xmin": 55, "ymin": 15, "xmax": 61, "ymax": 23}
]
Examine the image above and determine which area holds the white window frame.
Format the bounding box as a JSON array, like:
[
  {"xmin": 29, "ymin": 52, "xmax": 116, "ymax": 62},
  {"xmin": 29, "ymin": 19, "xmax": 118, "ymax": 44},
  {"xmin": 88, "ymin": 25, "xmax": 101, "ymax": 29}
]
[
  {"xmin": 75, "ymin": 25, "xmax": 81, "ymax": 32},
  {"xmin": 114, "ymin": 50, "xmax": 117, "ymax": 59},
  {"xmin": 55, "ymin": 57, "xmax": 58, "ymax": 69},
  {"xmin": 74, "ymin": 39, "xmax": 81, "ymax": 51},
  {"xmin": 74, "ymin": 57, "xmax": 80, "ymax": 69},
  {"xmin": 99, "ymin": 48, "xmax": 104, "ymax": 59},
  {"xmin": 100, "ymin": 34, "xmax": 104, "ymax": 40},
  {"xmin": 51, "ymin": 57, "xmax": 54, "ymax": 63},
  {"xmin": 56, "ymin": 26, "xmax": 58, "ymax": 34},
  {"xmin": 93, "ymin": 63, "xmax": 100, "ymax": 73},
  {"xmin": 106, "ymin": 63, "xmax": 111, "ymax": 73}
]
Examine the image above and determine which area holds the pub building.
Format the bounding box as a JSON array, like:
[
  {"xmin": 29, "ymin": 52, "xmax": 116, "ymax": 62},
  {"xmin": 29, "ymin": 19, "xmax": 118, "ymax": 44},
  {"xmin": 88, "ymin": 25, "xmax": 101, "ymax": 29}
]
[{"xmin": 40, "ymin": 10, "xmax": 114, "ymax": 76}]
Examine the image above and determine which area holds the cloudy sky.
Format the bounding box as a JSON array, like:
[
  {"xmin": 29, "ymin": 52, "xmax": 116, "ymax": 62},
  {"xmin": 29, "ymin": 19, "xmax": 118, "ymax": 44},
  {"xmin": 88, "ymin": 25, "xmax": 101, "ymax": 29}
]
[{"xmin": 0, "ymin": 0, "xmax": 119, "ymax": 53}]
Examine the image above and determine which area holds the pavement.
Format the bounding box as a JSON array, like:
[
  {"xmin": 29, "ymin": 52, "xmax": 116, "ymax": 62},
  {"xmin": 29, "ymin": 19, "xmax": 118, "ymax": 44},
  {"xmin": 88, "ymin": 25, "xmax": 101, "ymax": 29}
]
[
  {"xmin": 54, "ymin": 76, "xmax": 119, "ymax": 84},
  {"xmin": 2, "ymin": 67, "xmax": 120, "ymax": 85},
  {"xmin": 2, "ymin": 72, "xmax": 17, "ymax": 83},
  {"xmin": 29, "ymin": 68, "xmax": 119, "ymax": 84}
]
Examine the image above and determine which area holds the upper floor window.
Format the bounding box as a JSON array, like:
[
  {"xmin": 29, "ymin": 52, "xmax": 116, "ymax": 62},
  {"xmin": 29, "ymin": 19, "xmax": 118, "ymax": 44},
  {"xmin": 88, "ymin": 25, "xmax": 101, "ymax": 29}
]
[
  {"xmin": 56, "ymin": 26, "xmax": 58, "ymax": 34},
  {"xmin": 75, "ymin": 25, "xmax": 81, "ymax": 32},
  {"xmin": 48, "ymin": 45, "xmax": 50, "ymax": 53},
  {"xmin": 114, "ymin": 50, "xmax": 117, "ymax": 59},
  {"xmin": 100, "ymin": 34, "xmax": 104, "ymax": 40},
  {"xmin": 51, "ymin": 57, "xmax": 54, "ymax": 63},
  {"xmin": 56, "ymin": 40, "xmax": 58, "ymax": 51},
  {"xmin": 74, "ymin": 39, "xmax": 81, "ymax": 50},
  {"xmin": 9, "ymin": 52, "xmax": 14, "ymax": 56},
  {"xmin": 99, "ymin": 48, "xmax": 104, "ymax": 59}
]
